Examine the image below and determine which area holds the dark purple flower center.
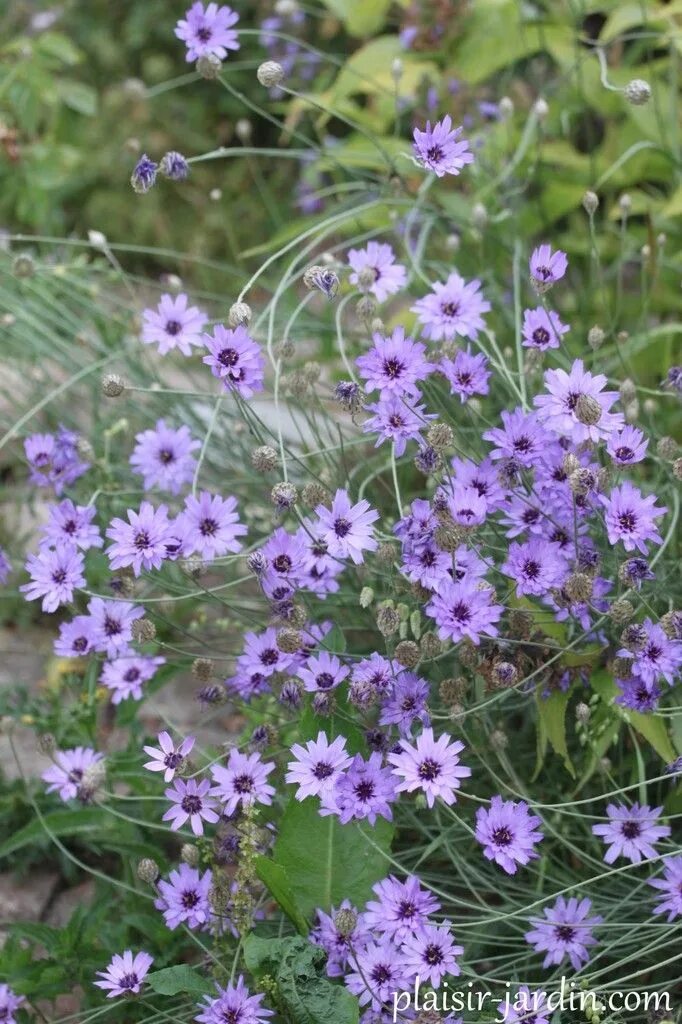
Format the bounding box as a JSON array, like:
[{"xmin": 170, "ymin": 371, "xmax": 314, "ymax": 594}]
[
  {"xmin": 63, "ymin": 518, "xmax": 77, "ymax": 534},
  {"xmin": 260, "ymin": 648, "xmax": 279, "ymax": 666},
  {"xmin": 371, "ymin": 964, "xmax": 391, "ymax": 985},
  {"xmin": 182, "ymin": 794, "xmax": 203, "ymax": 814},
  {"xmin": 200, "ymin": 517, "xmax": 218, "ymax": 536},
  {"xmin": 645, "ymin": 643, "xmax": 662, "ymax": 662},
  {"xmin": 312, "ymin": 539, "xmax": 328, "ymax": 557},
  {"xmin": 134, "ymin": 531, "xmax": 150, "ymax": 550},
  {"xmin": 425, "ymin": 943, "xmax": 444, "ymax": 965},
  {"xmin": 621, "ymin": 820, "xmax": 641, "ymax": 840},
  {"xmin": 316, "ymin": 672, "xmax": 335, "ymax": 690},
  {"xmin": 104, "ymin": 615, "xmax": 121, "ymax": 636},
  {"xmin": 555, "ymin": 924, "xmax": 576, "ymax": 942},
  {"xmin": 68, "ymin": 768, "xmax": 84, "ymax": 783},
  {"xmin": 523, "ymin": 559, "xmax": 540, "ymax": 579},
  {"xmin": 334, "ymin": 517, "xmax": 352, "ymax": 538},
  {"xmin": 165, "ymin": 319, "xmax": 182, "ymax": 336},
  {"xmin": 273, "ymin": 554, "xmax": 292, "ymax": 574},
  {"xmin": 535, "ymin": 265, "xmax": 552, "ymax": 280},
  {"xmin": 426, "ymin": 145, "xmax": 444, "ymax": 164},
  {"xmin": 388, "ymin": 414, "xmax": 405, "ymax": 428},
  {"xmin": 218, "ymin": 347, "xmax": 238, "ymax": 367},
  {"xmin": 73, "ymin": 636, "xmax": 89, "ymax": 652},
  {"xmin": 382, "ymin": 357, "xmax": 405, "ymax": 379},
  {"xmin": 532, "ymin": 327, "xmax": 550, "ymax": 346},
  {"xmin": 450, "ymin": 600, "xmax": 471, "ymax": 624},
  {"xmin": 513, "ymin": 435, "xmax": 532, "ymax": 453},
  {"xmin": 181, "ymin": 888, "xmax": 200, "ymax": 909},
  {"xmin": 119, "ymin": 971, "xmax": 139, "ymax": 990},
  {"xmin": 615, "ymin": 446, "xmax": 634, "ymax": 461},
  {"xmin": 617, "ymin": 511, "xmax": 636, "ymax": 532},
  {"xmin": 398, "ymin": 899, "xmax": 416, "ymax": 920},
  {"xmin": 492, "ymin": 826, "xmax": 513, "ymax": 847},
  {"xmin": 158, "ymin": 448, "xmax": 175, "ymax": 464},
  {"xmin": 566, "ymin": 391, "xmax": 581, "ymax": 411},
  {"xmin": 355, "ymin": 780, "xmax": 375, "ymax": 801},
  {"xmin": 124, "ymin": 667, "xmax": 141, "ymax": 682},
  {"xmin": 523, "ymin": 508, "xmax": 540, "ymax": 524},
  {"xmin": 165, "ymin": 751, "xmax": 183, "ymax": 769},
  {"xmin": 456, "ymin": 371, "xmax": 473, "ymax": 387},
  {"xmin": 196, "ymin": 26, "xmax": 212, "ymax": 42},
  {"xmin": 441, "ymin": 301, "xmax": 459, "ymax": 318},
  {"xmin": 418, "ymin": 758, "xmax": 441, "ymax": 781},
  {"xmin": 313, "ymin": 761, "xmax": 334, "ymax": 780},
  {"xmin": 421, "ymin": 550, "xmax": 436, "ymax": 567},
  {"xmin": 234, "ymin": 773, "xmax": 255, "ymax": 793},
  {"xmin": 52, "ymin": 569, "xmax": 67, "ymax": 584}
]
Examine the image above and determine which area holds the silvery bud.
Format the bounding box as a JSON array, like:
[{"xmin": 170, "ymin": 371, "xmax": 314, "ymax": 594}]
[
  {"xmin": 257, "ymin": 61, "xmax": 285, "ymax": 88},
  {"xmin": 228, "ymin": 301, "xmax": 252, "ymax": 327},
  {"xmin": 624, "ymin": 79, "xmax": 651, "ymax": 105}
]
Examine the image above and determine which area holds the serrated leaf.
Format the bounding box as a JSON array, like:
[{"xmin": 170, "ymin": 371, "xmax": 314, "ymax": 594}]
[
  {"xmin": 255, "ymin": 855, "xmax": 310, "ymax": 935},
  {"xmin": 534, "ymin": 688, "xmax": 574, "ymax": 778},
  {"xmin": 146, "ymin": 965, "xmax": 214, "ymax": 997}
]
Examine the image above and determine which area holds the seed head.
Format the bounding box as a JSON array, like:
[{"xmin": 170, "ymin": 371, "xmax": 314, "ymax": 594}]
[
  {"xmin": 439, "ymin": 677, "xmax": 466, "ymax": 704},
  {"xmin": 673, "ymin": 458, "xmax": 682, "ymax": 481},
  {"xmin": 564, "ymin": 572, "xmax": 594, "ymax": 603},
  {"xmin": 569, "ymin": 467, "xmax": 597, "ymax": 496},
  {"xmin": 196, "ymin": 54, "xmax": 222, "ymax": 79},
  {"xmin": 624, "ymin": 78, "xmax": 651, "ymax": 105},
  {"xmin": 426, "ymin": 422, "xmax": 454, "ymax": 452},
  {"xmin": 434, "ymin": 524, "xmax": 463, "ymax": 553},
  {"xmin": 376, "ymin": 603, "xmax": 400, "ymax": 637},
  {"xmin": 471, "ymin": 202, "xmax": 488, "ymax": 229},
  {"xmin": 609, "ymin": 599, "xmax": 635, "ymax": 624},
  {"xmin": 334, "ymin": 380, "xmax": 362, "ymax": 412},
  {"xmin": 301, "ymin": 482, "xmax": 329, "ymax": 507},
  {"xmin": 228, "ymin": 301, "xmax": 252, "ymax": 328},
  {"xmin": 276, "ymin": 627, "xmax": 302, "ymax": 654},
  {"xmin": 251, "ymin": 445, "xmax": 278, "ymax": 472},
  {"xmin": 130, "ymin": 154, "xmax": 158, "ymax": 194},
  {"xmin": 574, "ymin": 394, "xmax": 602, "ymax": 426},
  {"xmin": 375, "ymin": 542, "xmax": 397, "ymax": 564},
  {"xmin": 419, "ymin": 632, "xmax": 442, "ymax": 660},
  {"xmin": 395, "ymin": 640, "xmax": 420, "ymax": 669},
  {"xmin": 181, "ymin": 844, "xmax": 199, "ymax": 867},
  {"xmin": 660, "ymin": 610, "xmax": 682, "ymax": 640},
  {"xmin": 192, "ymin": 657, "xmax": 214, "ymax": 682},
  {"xmin": 38, "ymin": 733, "xmax": 56, "ymax": 755},
  {"xmin": 490, "ymin": 728, "xmax": 508, "ymax": 751},
  {"xmin": 257, "ymin": 61, "xmax": 285, "ymax": 88},
  {"xmin": 587, "ymin": 325, "xmax": 605, "ymax": 350},
  {"xmin": 458, "ymin": 639, "xmax": 479, "ymax": 669},
  {"xmin": 13, "ymin": 254, "xmax": 36, "ymax": 278},
  {"xmin": 137, "ymin": 858, "xmax": 159, "ymax": 884},
  {"xmin": 509, "ymin": 608, "xmax": 533, "ymax": 639},
  {"xmin": 656, "ymin": 436, "xmax": 678, "ymax": 461},
  {"xmin": 612, "ymin": 656, "xmax": 633, "ymax": 679},
  {"xmin": 271, "ymin": 481, "xmax": 298, "ymax": 512},
  {"xmin": 491, "ymin": 661, "xmax": 518, "ymax": 688},
  {"xmin": 131, "ymin": 618, "xmax": 156, "ymax": 644},
  {"xmin": 582, "ymin": 191, "xmax": 599, "ymax": 215},
  {"xmin": 334, "ymin": 908, "xmax": 358, "ymax": 936},
  {"xmin": 620, "ymin": 623, "xmax": 647, "ymax": 651}
]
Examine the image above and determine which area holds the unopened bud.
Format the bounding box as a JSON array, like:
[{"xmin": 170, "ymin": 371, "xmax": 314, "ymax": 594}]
[
  {"xmin": 131, "ymin": 618, "xmax": 156, "ymax": 643},
  {"xmin": 196, "ymin": 54, "xmax": 222, "ymax": 79},
  {"xmin": 576, "ymin": 702, "xmax": 590, "ymax": 725},
  {"xmin": 609, "ymin": 599, "xmax": 635, "ymax": 624},
  {"xmin": 276, "ymin": 628, "xmax": 302, "ymax": 653},
  {"xmin": 360, "ymin": 586, "xmax": 374, "ymax": 608},
  {"xmin": 624, "ymin": 78, "xmax": 651, "ymax": 105},
  {"xmin": 574, "ymin": 394, "xmax": 602, "ymax": 426},
  {"xmin": 657, "ymin": 436, "xmax": 678, "ymax": 461},
  {"xmin": 192, "ymin": 657, "xmax": 214, "ymax": 682},
  {"xmin": 137, "ymin": 858, "xmax": 159, "ymax": 884},
  {"xmin": 395, "ymin": 640, "xmax": 420, "ymax": 669},
  {"xmin": 564, "ymin": 572, "xmax": 594, "ymax": 603},
  {"xmin": 376, "ymin": 603, "xmax": 400, "ymax": 637},
  {"xmin": 582, "ymin": 191, "xmax": 599, "ymax": 215},
  {"xmin": 533, "ymin": 97, "xmax": 549, "ymax": 120},
  {"xmin": 102, "ymin": 374, "xmax": 126, "ymax": 398},
  {"xmin": 251, "ymin": 445, "xmax": 278, "ymax": 472},
  {"xmin": 588, "ymin": 325, "xmax": 605, "ymax": 350},
  {"xmin": 257, "ymin": 61, "xmax": 285, "ymax": 88},
  {"xmin": 334, "ymin": 908, "xmax": 358, "ymax": 936},
  {"xmin": 181, "ymin": 844, "xmax": 199, "ymax": 866},
  {"xmin": 271, "ymin": 481, "xmax": 298, "ymax": 511},
  {"xmin": 228, "ymin": 301, "xmax": 252, "ymax": 327}
]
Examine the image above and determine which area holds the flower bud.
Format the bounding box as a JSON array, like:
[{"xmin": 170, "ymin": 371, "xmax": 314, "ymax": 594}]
[
  {"xmin": 137, "ymin": 858, "xmax": 159, "ymax": 884},
  {"xmin": 251, "ymin": 445, "xmax": 278, "ymax": 472},
  {"xmin": 419, "ymin": 632, "xmax": 441, "ymax": 660},
  {"xmin": 196, "ymin": 53, "xmax": 222, "ymax": 78},
  {"xmin": 582, "ymin": 191, "xmax": 599, "ymax": 215},
  {"xmin": 624, "ymin": 78, "xmax": 651, "ymax": 105},
  {"xmin": 160, "ymin": 151, "xmax": 189, "ymax": 181},
  {"xmin": 334, "ymin": 908, "xmax": 358, "ymax": 936},
  {"xmin": 303, "ymin": 264, "xmax": 339, "ymax": 299},
  {"xmin": 564, "ymin": 572, "xmax": 594, "ymax": 603},
  {"xmin": 499, "ymin": 96, "xmax": 514, "ymax": 118},
  {"xmin": 257, "ymin": 61, "xmax": 285, "ymax": 88},
  {"xmin": 271, "ymin": 481, "xmax": 298, "ymax": 511},
  {"xmin": 276, "ymin": 628, "xmax": 302, "ymax": 653},
  {"xmin": 426, "ymin": 422, "xmax": 454, "ymax": 452},
  {"xmin": 192, "ymin": 657, "xmax": 214, "ymax": 682},
  {"xmin": 656, "ymin": 436, "xmax": 678, "ymax": 461},
  {"xmin": 228, "ymin": 301, "xmax": 252, "ymax": 327},
  {"xmin": 533, "ymin": 97, "xmax": 549, "ymax": 120},
  {"xmin": 13, "ymin": 254, "xmax": 35, "ymax": 278},
  {"xmin": 376, "ymin": 603, "xmax": 400, "ymax": 637},
  {"xmin": 38, "ymin": 733, "xmax": 56, "ymax": 755},
  {"xmin": 574, "ymin": 394, "xmax": 602, "ymax": 426},
  {"xmin": 360, "ymin": 586, "xmax": 374, "ymax": 608},
  {"xmin": 301, "ymin": 482, "xmax": 329, "ymax": 507},
  {"xmin": 181, "ymin": 844, "xmax": 199, "ymax": 867},
  {"xmin": 587, "ymin": 325, "xmax": 605, "ymax": 350},
  {"xmin": 576, "ymin": 702, "xmax": 590, "ymax": 725},
  {"xmin": 131, "ymin": 618, "xmax": 156, "ymax": 644},
  {"xmin": 491, "ymin": 661, "xmax": 518, "ymax": 688},
  {"xmin": 609, "ymin": 599, "xmax": 635, "ymax": 624},
  {"xmin": 130, "ymin": 154, "xmax": 158, "ymax": 194},
  {"xmin": 395, "ymin": 640, "xmax": 420, "ymax": 669}
]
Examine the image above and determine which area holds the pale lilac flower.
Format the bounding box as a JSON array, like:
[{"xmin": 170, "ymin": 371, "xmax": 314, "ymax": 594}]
[
  {"xmin": 131, "ymin": 155, "xmax": 157, "ymax": 194},
  {"xmin": 501, "ymin": 539, "xmax": 568, "ymax": 597},
  {"xmin": 298, "ymin": 651, "xmax": 349, "ymax": 693},
  {"xmin": 315, "ymin": 489, "xmax": 379, "ymax": 564},
  {"xmin": 401, "ymin": 922, "xmax": 463, "ymax": 986},
  {"xmin": 142, "ymin": 293, "xmax": 207, "ymax": 356},
  {"xmin": 363, "ymin": 393, "xmax": 434, "ymax": 456},
  {"xmin": 522, "ymin": 306, "xmax": 569, "ymax": 350},
  {"xmin": 475, "ymin": 796, "xmax": 544, "ymax": 874},
  {"xmin": 94, "ymin": 950, "xmax": 153, "ymax": 998},
  {"xmin": 483, "ymin": 408, "xmax": 547, "ymax": 468},
  {"xmin": 21, "ymin": 544, "xmax": 85, "ymax": 612},
  {"xmin": 592, "ymin": 802, "xmax": 670, "ymax": 864},
  {"xmin": 412, "ymin": 272, "xmax": 490, "ymax": 342},
  {"xmin": 0, "ymin": 984, "xmax": 23, "ymax": 1024},
  {"xmin": 499, "ymin": 987, "xmax": 551, "ymax": 1024},
  {"xmin": 379, "ymin": 672, "xmax": 430, "ymax": 735},
  {"xmin": 346, "ymin": 939, "xmax": 410, "ymax": 1011},
  {"xmin": 615, "ymin": 676, "xmax": 661, "ymax": 713},
  {"xmin": 42, "ymin": 747, "xmax": 104, "ymax": 802},
  {"xmin": 529, "ymin": 244, "xmax": 568, "ymax": 288},
  {"xmin": 144, "ymin": 732, "xmax": 196, "ymax": 782},
  {"xmin": 440, "ymin": 346, "xmax": 490, "ymax": 402},
  {"xmin": 451, "ymin": 455, "xmax": 507, "ymax": 510},
  {"xmin": 389, "ymin": 727, "xmax": 471, "ymax": 808},
  {"xmin": 525, "ymin": 896, "xmax": 602, "ymax": 970},
  {"xmin": 100, "ymin": 653, "xmax": 165, "ymax": 703},
  {"xmin": 163, "ymin": 777, "xmax": 220, "ymax": 835},
  {"xmin": 425, "ymin": 579, "xmax": 502, "ymax": 645},
  {"xmin": 203, "ymin": 324, "xmax": 265, "ymax": 398},
  {"xmin": 25, "ymin": 426, "xmax": 89, "ymax": 494},
  {"xmin": 285, "ymin": 731, "xmax": 353, "ymax": 800},
  {"xmin": 0, "ymin": 548, "xmax": 10, "ymax": 584},
  {"xmin": 321, "ymin": 753, "xmax": 396, "ymax": 825},
  {"xmin": 87, "ymin": 597, "xmax": 144, "ymax": 657},
  {"xmin": 364, "ymin": 874, "xmax": 439, "ymax": 942},
  {"xmin": 618, "ymin": 618, "xmax": 682, "ymax": 686},
  {"xmin": 348, "ymin": 242, "xmax": 407, "ymax": 302},
  {"xmin": 356, "ymin": 326, "xmax": 433, "ymax": 398},
  {"xmin": 178, "ymin": 491, "xmax": 247, "ymax": 559},
  {"xmin": 210, "ymin": 749, "xmax": 275, "ymax": 814},
  {"xmin": 534, "ymin": 359, "xmax": 624, "ymax": 443},
  {"xmin": 601, "ymin": 482, "xmax": 666, "ymax": 554},
  {"xmin": 175, "ymin": 2, "xmax": 240, "ymax": 62},
  {"xmin": 447, "ymin": 485, "xmax": 487, "ymax": 526},
  {"xmin": 155, "ymin": 863, "xmax": 212, "ymax": 930},
  {"xmin": 649, "ymin": 855, "xmax": 682, "ymax": 921},
  {"xmin": 130, "ymin": 419, "xmax": 200, "ymax": 495},
  {"xmin": 54, "ymin": 615, "xmax": 97, "ymax": 657},
  {"xmin": 106, "ymin": 501, "xmax": 174, "ymax": 576},
  {"xmin": 606, "ymin": 425, "xmax": 648, "ymax": 465},
  {"xmin": 412, "ymin": 116, "xmax": 473, "ymax": 177},
  {"xmin": 40, "ymin": 499, "xmax": 102, "ymax": 551},
  {"xmin": 195, "ymin": 976, "xmax": 273, "ymax": 1024},
  {"xmin": 311, "ymin": 900, "xmax": 371, "ymax": 978}
]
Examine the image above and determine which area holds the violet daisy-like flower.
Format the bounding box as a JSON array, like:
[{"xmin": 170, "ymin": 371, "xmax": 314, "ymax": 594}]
[
  {"xmin": 163, "ymin": 777, "xmax": 220, "ymax": 836},
  {"xmin": 501, "ymin": 539, "xmax": 568, "ymax": 597},
  {"xmin": 42, "ymin": 747, "xmax": 104, "ymax": 802},
  {"xmin": 178, "ymin": 491, "xmax": 247, "ymax": 559},
  {"xmin": 315, "ymin": 489, "xmax": 379, "ymax": 565},
  {"xmin": 615, "ymin": 676, "xmax": 661, "ymax": 713},
  {"xmin": 401, "ymin": 922, "xmax": 463, "ymax": 986},
  {"xmin": 475, "ymin": 795, "xmax": 544, "ymax": 874},
  {"xmin": 400, "ymin": 539, "xmax": 450, "ymax": 590},
  {"xmin": 622, "ymin": 557, "xmax": 655, "ymax": 590},
  {"xmin": 0, "ymin": 984, "xmax": 23, "ymax": 1024},
  {"xmin": 130, "ymin": 419, "xmax": 200, "ymax": 495},
  {"xmin": 363, "ymin": 392, "xmax": 434, "ymax": 457},
  {"xmin": 41, "ymin": 499, "xmax": 103, "ymax": 551},
  {"xmin": 356, "ymin": 326, "xmax": 433, "ymax": 398},
  {"xmin": 21, "ymin": 544, "xmax": 86, "ymax": 613},
  {"xmin": 100, "ymin": 653, "xmax": 165, "ymax": 703},
  {"xmin": 346, "ymin": 939, "xmax": 410, "ymax": 1011},
  {"xmin": 210, "ymin": 748, "xmax": 275, "ymax": 815},
  {"xmin": 54, "ymin": 615, "xmax": 97, "ymax": 657},
  {"xmin": 500, "ymin": 987, "xmax": 551, "ymax": 1024},
  {"xmin": 237, "ymin": 626, "xmax": 296, "ymax": 681},
  {"xmin": 349, "ymin": 653, "xmax": 399, "ymax": 707},
  {"xmin": 618, "ymin": 618, "xmax": 682, "ymax": 687},
  {"xmin": 94, "ymin": 950, "xmax": 153, "ymax": 998},
  {"xmin": 606, "ymin": 425, "xmax": 648, "ymax": 465},
  {"xmin": 525, "ymin": 896, "xmax": 602, "ymax": 970},
  {"xmin": 483, "ymin": 407, "xmax": 547, "ymax": 469},
  {"xmin": 285, "ymin": 731, "xmax": 353, "ymax": 801},
  {"xmin": 87, "ymin": 597, "xmax": 144, "ymax": 657},
  {"xmin": 259, "ymin": 526, "xmax": 308, "ymax": 594},
  {"xmin": 175, "ymin": 2, "xmax": 240, "ymax": 62},
  {"xmin": 348, "ymin": 242, "xmax": 407, "ymax": 302},
  {"xmin": 106, "ymin": 501, "xmax": 174, "ymax": 576},
  {"xmin": 202, "ymin": 323, "xmax": 265, "ymax": 398},
  {"xmin": 311, "ymin": 900, "xmax": 372, "ymax": 978},
  {"xmin": 601, "ymin": 482, "xmax": 666, "ymax": 554},
  {"xmin": 195, "ymin": 976, "xmax": 274, "ymax": 1024},
  {"xmin": 297, "ymin": 651, "xmax": 349, "ymax": 693},
  {"xmin": 522, "ymin": 306, "xmax": 569, "ymax": 350},
  {"xmin": 592, "ymin": 802, "xmax": 670, "ymax": 864},
  {"xmin": 144, "ymin": 731, "xmax": 196, "ymax": 782},
  {"xmin": 534, "ymin": 359, "xmax": 624, "ymax": 443},
  {"xmin": 447, "ymin": 484, "xmax": 488, "ymax": 526},
  {"xmin": 155, "ymin": 863, "xmax": 213, "ymax": 930},
  {"xmin": 649, "ymin": 855, "xmax": 682, "ymax": 921},
  {"xmin": 321, "ymin": 753, "xmax": 396, "ymax": 825},
  {"xmin": 388, "ymin": 727, "xmax": 471, "ymax": 808},
  {"xmin": 142, "ymin": 293, "xmax": 207, "ymax": 356},
  {"xmin": 425, "ymin": 578, "xmax": 502, "ymax": 645},
  {"xmin": 441, "ymin": 346, "xmax": 491, "ymax": 402},
  {"xmin": 529, "ymin": 243, "xmax": 568, "ymax": 290},
  {"xmin": 380, "ymin": 672, "xmax": 430, "ymax": 736},
  {"xmin": 25, "ymin": 425, "xmax": 89, "ymax": 494},
  {"xmin": 412, "ymin": 115, "xmax": 473, "ymax": 177},
  {"xmin": 412, "ymin": 272, "xmax": 490, "ymax": 342},
  {"xmin": 451, "ymin": 455, "xmax": 508, "ymax": 510},
  {"xmin": 364, "ymin": 873, "xmax": 440, "ymax": 942}
]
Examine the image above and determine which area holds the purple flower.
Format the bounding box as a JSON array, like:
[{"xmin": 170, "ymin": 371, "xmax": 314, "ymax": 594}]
[
  {"xmin": 155, "ymin": 863, "xmax": 213, "ymax": 930},
  {"xmin": 195, "ymin": 976, "xmax": 273, "ymax": 1024},
  {"xmin": 298, "ymin": 651, "xmax": 349, "ymax": 693},
  {"xmin": 364, "ymin": 873, "xmax": 439, "ymax": 942},
  {"xmin": 321, "ymin": 752, "xmax": 396, "ymax": 825},
  {"xmin": 522, "ymin": 306, "xmax": 569, "ymax": 350},
  {"xmin": 24, "ymin": 427, "xmax": 89, "ymax": 494},
  {"xmin": 210, "ymin": 748, "xmax": 275, "ymax": 814},
  {"xmin": 363, "ymin": 393, "xmax": 434, "ymax": 456},
  {"xmin": 175, "ymin": 2, "xmax": 240, "ymax": 62},
  {"xmin": 144, "ymin": 731, "xmax": 196, "ymax": 782},
  {"xmin": 615, "ymin": 676, "xmax": 661, "ymax": 713},
  {"xmin": 234, "ymin": 627, "xmax": 295, "ymax": 682},
  {"xmin": 649, "ymin": 855, "xmax": 682, "ymax": 921},
  {"xmin": 259, "ymin": 527, "xmax": 308, "ymax": 595},
  {"xmin": 412, "ymin": 272, "xmax": 490, "ymax": 342},
  {"xmin": 100, "ymin": 653, "xmax": 165, "ymax": 703},
  {"xmin": 106, "ymin": 501, "xmax": 174, "ymax": 576},
  {"xmin": 0, "ymin": 547, "xmax": 10, "ymax": 584},
  {"xmin": 297, "ymin": 518, "xmax": 344, "ymax": 597},
  {"xmin": 601, "ymin": 482, "xmax": 666, "ymax": 554},
  {"xmin": 87, "ymin": 597, "xmax": 144, "ymax": 656},
  {"xmin": 451, "ymin": 455, "xmax": 507, "ymax": 510},
  {"xmin": 54, "ymin": 615, "xmax": 96, "ymax": 656},
  {"xmin": 618, "ymin": 619, "xmax": 681, "ymax": 686},
  {"xmin": 285, "ymin": 731, "xmax": 353, "ymax": 800},
  {"xmin": 440, "ymin": 346, "xmax": 490, "ymax": 402},
  {"xmin": 501, "ymin": 539, "xmax": 568, "ymax": 597},
  {"xmin": 356, "ymin": 326, "xmax": 433, "ymax": 398},
  {"xmin": 348, "ymin": 242, "xmax": 407, "ymax": 302},
  {"xmin": 315, "ymin": 489, "xmax": 379, "ymax": 565},
  {"xmin": 483, "ymin": 407, "xmax": 547, "ymax": 468},
  {"xmin": 534, "ymin": 359, "xmax": 624, "ymax": 443},
  {"xmin": 41, "ymin": 499, "xmax": 102, "ymax": 551},
  {"xmin": 94, "ymin": 950, "xmax": 153, "ymax": 998},
  {"xmin": 311, "ymin": 900, "xmax": 371, "ymax": 978},
  {"xmin": 499, "ymin": 987, "xmax": 551, "ymax": 1024},
  {"xmin": 592, "ymin": 802, "xmax": 670, "ymax": 864},
  {"xmin": 475, "ymin": 796, "xmax": 544, "ymax": 874},
  {"xmin": 142, "ymin": 293, "xmax": 207, "ymax": 356},
  {"xmin": 163, "ymin": 777, "xmax": 220, "ymax": 835},
  {"xmin": 525, "ymin": 896, "xmax": 602, "ymax": 970},
  {"xmin": 400, "ymin": 539, "xmax": 450, "ymax": 590},
  {"xmin": 202, "ymin": 323, "xmax": 265, "ymax": 398},
  {"xmin": 21, "ymin": 544, "xmax": 85, "ymax": 612},
  {"xmin": 42, "ymin": 747, "xmax": 104, "ymax": 802},
  {"xmin": 160, "ymin": 151, "xmax": 189, "ymax": 180},
  {"xmin": 349, "ymin": 653, "xmax": 399, "ymax": 707},
  {"xmin": 179, "ymin": 491, "xmax": 247, "ymax": 559},
  {"xmin": 606, "ymin": 425, "xmax": 649, "ymax": 465},
  {"xmin": 0, "ymin": 985, "xmax": 23, "ymax": 1024},
  {"xmin": 388, "ymin": 727, "xmax": 471, "ymax": 808},
  {"xmin": 401, "ymin": 922, "xmax": 463, "ymax": 986},
  {"xmin": 130, "ymin": 419, "xmax": 200, "ymax": 495},
  {"xmin": 412, "ymin": 116, "xmax": 474, "ymax": 177},
  {"xmin": 346, "ymin": 939, "xmax": 409, "ymax": 1011},
  {"xmin": 447, "ymin": 485, "xmax": 487, "ymax": 526},
  {"xmin": 529, "ymin": 243, "xmax": 568, "ymax": 289},
  {"xmin": 425, "ymin": 578, "xmax": 502, "ymax": 645},
  {"xmin": 379, "ymin": 672, "xmax": 430, "ymax": 735},
  {"xmin": 131, "ymin": 155, "xmax": 158, "ymax": 195}
]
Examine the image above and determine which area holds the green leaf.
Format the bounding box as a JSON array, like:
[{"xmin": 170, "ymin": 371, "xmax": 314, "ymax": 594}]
[
  {"xmin": 244, "ymin": 935, "xmax": 359, "ymax": 1024},
  {"xmin": 273, "ymin": 796, "xmax": 393, "ymax": 918},
  {"xmin": 320, "ymin": 0, "xmax": 392, "ymax": 36},
  {"xmin": 534, "ymin": 688, "xmax": 575, "ymax": 779},
  {"xmin": 591, "ymin": 671, "xmax": 677, "ymax": 763},
  {"xmin": 255, "ymin": 855, "xmax": 310, "ymax": 935},
  {"xmin": 55, "ymin": 80, "xmax": 97, "ymax": 116},
  {"xmin": 0, "ymin": 807, "xmax": 115, "ymax": 859},
  {"xmin": 146, "ymin": 965, "xmax": 214, "ymax": 997}
]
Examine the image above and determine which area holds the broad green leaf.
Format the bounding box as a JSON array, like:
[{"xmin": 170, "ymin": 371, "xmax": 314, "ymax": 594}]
[
  {"xmin": 55, "ymin": 80, "xmax": 97, "ymax": 116},
  {"xmin": 244, "ymin": 935, "xmax": 359, "ymax": 1024},
  {"xmin": 146, "ymin": 965, "xmax": 214, "ymax": 997},
  {"xmin": 255, "ymin": 855, "xmax": 310, "ymax": 935},
  {"xmin": 534, "ymin": 688, "xmax": 574, "ymax": 778},
  {"xmin": 273, "ymin": 796, "xmax": 393, "ymax": 918},
  {"xmin": 591, "ymin": 671, "xmax": 677, "ymax": 763},
  {"xmin": 320, "ymin": 0, "xmax": 392, "ymax": 37},
  {"xmin": 0, "ymin": 807, "xmax": 115, "ymax": 859}
]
